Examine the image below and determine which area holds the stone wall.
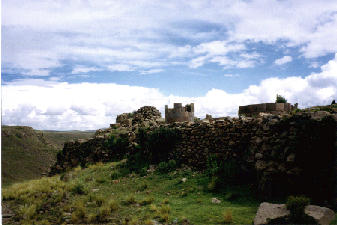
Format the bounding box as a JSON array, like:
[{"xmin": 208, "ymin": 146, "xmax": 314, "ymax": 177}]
[
  {"xmin": 50, "ymin": 106, "xmax": 337, "ymax": 205},
  {"xmin": 165, "ymin": 103, "xmax": 194, "ymax": 123},
  {"xmin": 239, "ymin": 103, "xmax": 297, "ymax": 117}
]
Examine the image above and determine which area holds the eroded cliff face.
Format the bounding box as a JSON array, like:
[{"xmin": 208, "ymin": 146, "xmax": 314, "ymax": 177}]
[{"xmin": 50, "ymin": 106, "xmax": 337, "ymax": 205}]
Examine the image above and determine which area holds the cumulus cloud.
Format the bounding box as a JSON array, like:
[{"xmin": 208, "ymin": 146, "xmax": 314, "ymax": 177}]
[
  {"xmin": 3, "ymin": 54, "xmax": 337, "ymax": 130},
  {"xmin": 274, "ymin": 56, "xmax": 293, "ymax": 65}
]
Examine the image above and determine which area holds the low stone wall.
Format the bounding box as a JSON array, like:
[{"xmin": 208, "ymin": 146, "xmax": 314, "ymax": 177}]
[{"xmin": 239, "ymin": 103, "xmax": 295, "ymax": 117}]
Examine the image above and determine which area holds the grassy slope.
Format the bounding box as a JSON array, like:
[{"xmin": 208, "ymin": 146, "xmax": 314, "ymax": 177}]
[
  {"xmin": 2, "ymin": 161, "xmax": 259, "ymax": 225},
  {"xmin": 1, "ymin": 126, "xmax": 58, "ymax": 186},
  {"xmin": 1, "ymin": 126, "xmax": 94, "ymax": 186}
]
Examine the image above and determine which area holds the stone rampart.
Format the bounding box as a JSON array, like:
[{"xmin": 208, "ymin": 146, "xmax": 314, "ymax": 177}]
[{"xmin": 239, "ymin": 103, "xmax": 296, "ymax": 117}]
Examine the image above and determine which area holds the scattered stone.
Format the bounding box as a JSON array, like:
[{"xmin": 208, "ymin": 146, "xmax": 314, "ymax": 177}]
[
  {"xmin": 181, "ymin": 178, "xmax": 187, "ymax": 183},
  {"xmin": 211, "ymin": 197, "xmax": 221, "ymax": 204},
  {"xmin": 92, "ymin": 188, "xmax": 99, "ymax": 192}
]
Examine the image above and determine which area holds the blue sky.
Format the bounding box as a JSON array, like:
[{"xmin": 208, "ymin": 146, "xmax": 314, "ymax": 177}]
[{"xmin": 2, "ymin": 0, "xmax": 337, "ymax": 130}]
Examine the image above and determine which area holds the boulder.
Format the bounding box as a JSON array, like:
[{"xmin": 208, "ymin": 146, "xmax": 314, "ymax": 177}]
[
  {"xmin": 254, "ymin": 202, "xmax": 289, "ymax": 225},
  {"xmin": 254, "ymin": 202, "xmax": 335, "ymax": 225},
  {"xmin": 305, "ymin": 205, "xmax": 335, "ymax": 225},
  {"xmin": 211, "ymin": 198, "xmax": 221, "ymax": 204}
]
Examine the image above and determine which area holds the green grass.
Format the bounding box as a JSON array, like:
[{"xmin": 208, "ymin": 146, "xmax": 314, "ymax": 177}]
[
  {"xmin": 2, "ymin": 161, "xmax": 260, "ymax": 224},
  {"xmin": 1, "ymin": 126, "xmax": 94, "ymax": 186}
]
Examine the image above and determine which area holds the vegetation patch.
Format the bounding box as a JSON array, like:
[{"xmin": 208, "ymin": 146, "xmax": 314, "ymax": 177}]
[{"xmin": 2, "ymin": 160, "xmax": 260, "ymax": 224}]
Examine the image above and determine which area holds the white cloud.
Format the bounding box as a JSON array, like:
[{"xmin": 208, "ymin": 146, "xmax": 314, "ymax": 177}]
[
  {"xmin": 224, "ymin": 74, "xmax": 239, "ymax": 77},
  {"xmin": 274, "ymin": 56, "xmax": 293, "ymax": 65},
  {"xmin": 140, "ymin": 69, "xmax": 163, "ymax": 75},
  {"xmin": 3, "ymin": 53, "xmax": 337, "ymax": 130},
  {"xmin": 72, "ymin": 66, "xmax": 102, "ymax": 74},
  {"xmin": 107, "ymin": 64, "xmax": 134, "ymax": 72}
]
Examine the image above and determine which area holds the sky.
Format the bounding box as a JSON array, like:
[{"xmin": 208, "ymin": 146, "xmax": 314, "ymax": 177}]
[{"xmin": 2, "ymin": 0, "xmax": 337, "ymax": 130}]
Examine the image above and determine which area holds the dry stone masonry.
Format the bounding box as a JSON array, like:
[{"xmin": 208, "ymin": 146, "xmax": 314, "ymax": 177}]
[
  {"xmin": 239, "ymin": 103, "xmax": 298, "ymax": 117},
  {"xmin": 165, "ymin": 103, "xmax": 194, "ymax": 123},
  {"xmin": 50, "ymin": 103, "xmax": 337, "ymax": 206}
]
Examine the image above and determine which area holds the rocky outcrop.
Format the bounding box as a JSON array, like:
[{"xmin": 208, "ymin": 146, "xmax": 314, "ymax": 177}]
[{"xmin": 254, "ymin": 202, "xmax": 335, "ymax": 225}]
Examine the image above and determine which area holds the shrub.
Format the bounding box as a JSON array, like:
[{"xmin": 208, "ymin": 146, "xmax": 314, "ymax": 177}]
[
  {"xmin": 124, "ymin": 195, "xmax": 136, "ymax": 205},
  {"xmin": 158, "ymin": 162, "xmax": 169, "ymax": 173},
  {"xmin": 139, "ymin": 167, "xmax": 148, "ymax": 177},
  {"xmin": 126, "ymin": 151, "xmax": 149, "ymax": 173},
  {"xmin": 162, "ymin": 198, "xmax": 169, "ymax": 204},
  {"xmin": 136, "ymin": 183, "xmax": 148, "ymax": 192},
  {"xmin": 286, "ymin": 196, "xmax": 310, "ymax": 221},
  {"xmin": 223, "ymin": 210, "xmax": 233, "ymax": 224},
  {"xmin": 94, "ymin": 195, "xmax": 105, "ymax": 207},
  {"xmin": 111, "ymin": 170, "xmax": 121, "ymax": 180},
  {"xmin": 158, "ymin": 205, "xmax": 170, "ymax": 222},
  {"xmin": 96, "ymin": 205, "xmax": 110, "ymax": 222},
  {"xmin": 275, "ymin": 94, "xmax": 287, "ymax": 103},
  {"xmin": 107, "ymin": 199, "xmax": 119, "ymax": 211},
  {"xmin": 71, "ymin": 183, "xmax": 85, "ymax": 195},
  {"xmin": 19, "ymin": 204, "xmax": 37, "ymax": 220},
  {"xmin": 168, "ymin": 159, "xmax": 177, "ymax": 170},
  {"xmin": 149, "ymin": 204, "xmax": 157, "ymax": 212},
  {"xmin": 139, "ymin": 197, "xmax": 154, "ymax": 206},
  {"xmin": 137, "ymin": 127, "xmax": 180, "ymax": 164},
  {"xmin": 71, "ymin": 203, "xmax": 86, "ymax": 223},
  {"xmin": 105, "ymin": 134, "xmax": 130, "ymax": 161},
  {"xmin": 205, "ymin": 155, "xmax": 241, "ymax": 188}
]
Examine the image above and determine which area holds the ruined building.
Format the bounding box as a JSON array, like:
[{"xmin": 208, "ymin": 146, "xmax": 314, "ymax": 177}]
[
  {"xmin": 165, "ymin": 103, "xmax": 194, "ymax": 123},
  {"xmin": 238, "ymin": 103, "xmax": 298, "ymax": 117}
]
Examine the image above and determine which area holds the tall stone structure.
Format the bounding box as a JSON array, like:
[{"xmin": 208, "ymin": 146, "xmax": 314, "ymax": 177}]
[
  {"xmin": 238, "ymin": 103, "xmax": 297, "ymax": 117},
  {"xmin": 165, "ymin": 103, "xmax": 194, "ymax": 123}
]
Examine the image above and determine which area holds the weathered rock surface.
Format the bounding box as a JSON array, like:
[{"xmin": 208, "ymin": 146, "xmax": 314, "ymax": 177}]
[
  {"xmin": 305, "ymin": 205, "xmax": 335, "ymax": 225},
  {"xmin": 254, "ymin": 202, "xmax": 335, "ymax": 225},
  {"xmin": 254, "ymin": 202, "xmax": 289, "ymax": 225}
]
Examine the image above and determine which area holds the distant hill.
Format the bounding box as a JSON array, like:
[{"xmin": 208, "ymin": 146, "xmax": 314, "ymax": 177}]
[
  {"xmin": 1, "ymin": 126, "xmax": 95, "ymax": 186},
  {"xmin": 35, "ymin": 129, "xmax": 95, "ymax": 150}
]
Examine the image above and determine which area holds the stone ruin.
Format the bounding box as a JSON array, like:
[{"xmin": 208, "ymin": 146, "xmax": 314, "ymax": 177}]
[
  {"xmin": 165, "ymin": 103, "xmax": 194, "ymax": 123},
  {"xmin": 51, "ymin": 102, "xmax": 337, "ymax": 207},
  {"xmin": 238, "ymin": 102, "xmax": 298, "ymax": 117},
  {"xmin": 115, "ymin": 106, "xmax": 163, "ymax": 128}
]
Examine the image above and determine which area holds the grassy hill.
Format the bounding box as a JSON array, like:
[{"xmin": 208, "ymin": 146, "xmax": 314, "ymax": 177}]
[
  {"xmin": 2, "ymin": 161, "xmax": 260, "ymax": 224},
  {"xmin": 1, "ymin": 126, "xmax": 94, "ymax": 186}
]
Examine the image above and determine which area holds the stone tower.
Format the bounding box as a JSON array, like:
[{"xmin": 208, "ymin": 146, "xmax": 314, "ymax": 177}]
[{"xmin": 165, "ymin": 103, "xmax": 194, "ymax": 123}]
